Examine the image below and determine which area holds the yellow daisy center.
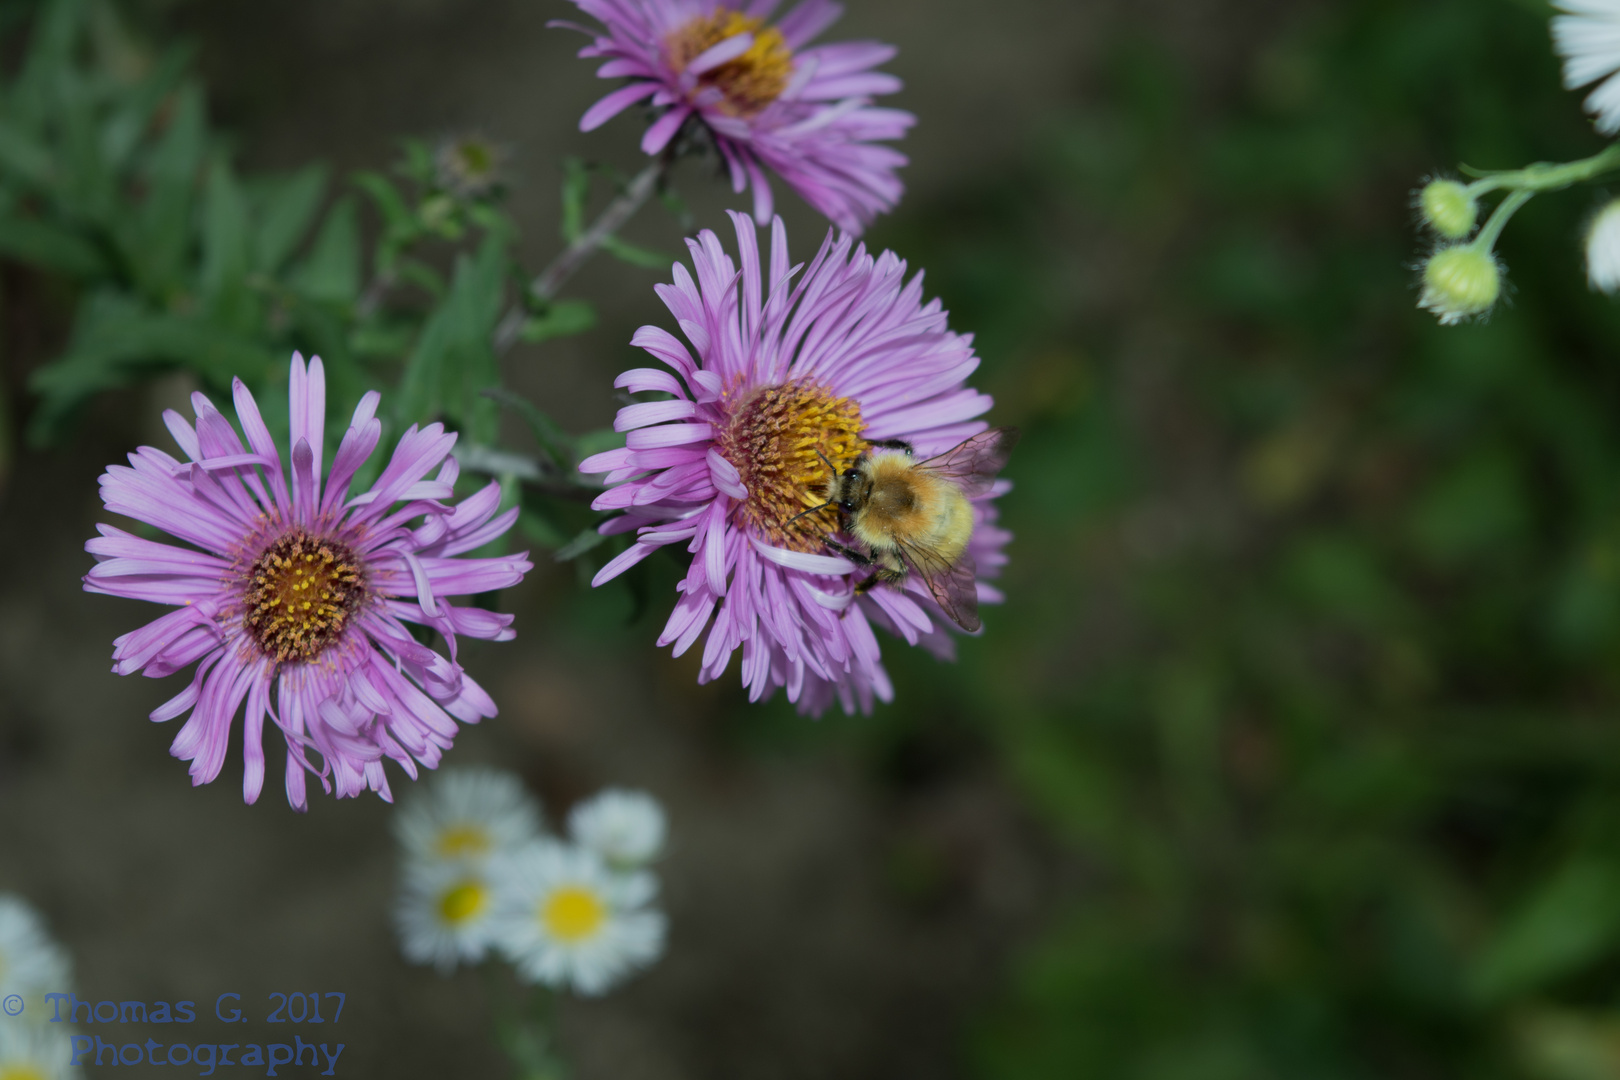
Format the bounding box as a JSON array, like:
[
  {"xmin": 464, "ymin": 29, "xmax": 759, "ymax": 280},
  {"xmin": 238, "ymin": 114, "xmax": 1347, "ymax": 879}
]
[
  {"xmin": 666, "ymin": 9, "xmax": 794, "ymax": 117},
  {"xmin": 437, "ymin": 881, "xmax": 489, "ymax": 926},
  {"xmin": 717, "ymin": 380, "xmax": 868, "ymax": 550},
  {"xmin": 435, "ymin": 824, "xmax": 492, "ymax": 859},
  {"xmin": 243, "ymin": 530, "xmax": 365, "ymax": 663},
  {"xmin": 540, "ymin": 886, "xmax": 608, "ymax": 943}
]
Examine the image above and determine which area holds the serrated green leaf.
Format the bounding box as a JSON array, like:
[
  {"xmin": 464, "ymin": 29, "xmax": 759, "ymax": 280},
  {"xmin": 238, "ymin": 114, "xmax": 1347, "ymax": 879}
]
[
  {"xmin": 254, "ymin": 164, "xmax": 327, "ymax": 274},
  {"xmin": 519, "ymin": 299, "xmax": 595, "ymax": 343},
  {"xmin": 291, "ymin": 196, "xmax": 361, "ymax": 304}
]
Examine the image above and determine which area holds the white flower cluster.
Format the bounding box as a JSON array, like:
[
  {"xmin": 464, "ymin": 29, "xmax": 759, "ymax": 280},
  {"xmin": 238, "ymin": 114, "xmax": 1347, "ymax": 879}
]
[
  {"xmin": 392, "ymin": 768, "xmax": 668, "ymax": 996},
  {"xmin": 0, "ymin": 893, "xmax": 80, "ymax": 1080}
]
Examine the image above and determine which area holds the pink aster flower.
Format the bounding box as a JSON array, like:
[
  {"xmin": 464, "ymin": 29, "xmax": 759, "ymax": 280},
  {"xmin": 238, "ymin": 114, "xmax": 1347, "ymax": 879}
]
[
  {"xmin": 560, "ymin": 0, "xmax": 914, "ymax": 233},
  {"xmin": 580, "ymin": 212, "xmax": 1012, "ymax": 715},
  {"xmin": 85, "ymin": 354, "xmax": 533, "ymax": 809}
]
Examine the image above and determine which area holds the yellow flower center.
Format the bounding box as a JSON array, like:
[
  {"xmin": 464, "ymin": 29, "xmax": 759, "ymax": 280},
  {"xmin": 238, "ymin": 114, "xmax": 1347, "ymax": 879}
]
[
  {"xmin": 718, "ymin": 380, "xmax": 867, "ymax": 550},
  {"xmin": 666, "ymin": 9, "xmax": 794, "ymax": 117},
  {"xmin": 0, "ymin": 1065, "xmax": 48, "ymax": 1080},
  {"xmin": 437, "ymin": 881, "xmax": 488, "ymax": 926},
  {"xmin": 435, "ymin": 824, "xmax": 492, "ymax": 859},
  {"xmin": 540, "ymin": 886, "xmax": 608, "ymax": 943},
  {"xmin": 242, "ymin": 530, "xmax": 366, "ymax": 663}
]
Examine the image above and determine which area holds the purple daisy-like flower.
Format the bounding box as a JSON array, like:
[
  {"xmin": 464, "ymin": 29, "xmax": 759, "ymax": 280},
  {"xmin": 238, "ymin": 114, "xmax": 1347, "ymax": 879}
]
[
  {"xmin": 560, "ymin": 0, "xmax": 914, "ymax": 234},
  {"xmin": 580, "ymin": 212, "xmax": 1011, "ymax": 715},
  {"xmin": 85, "ymin": 354, "xmax": 533, "ymax": 809}
]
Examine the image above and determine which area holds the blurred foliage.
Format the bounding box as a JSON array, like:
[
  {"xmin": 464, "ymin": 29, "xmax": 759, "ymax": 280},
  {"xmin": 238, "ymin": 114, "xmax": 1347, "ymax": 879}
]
[
  {"xmin": 857, "ymin": 0, "xmax": 1620, "ymax": 1077},
  {"xmin": 0, "ymin": 0, "xmax": 655, "ymax": 559}
]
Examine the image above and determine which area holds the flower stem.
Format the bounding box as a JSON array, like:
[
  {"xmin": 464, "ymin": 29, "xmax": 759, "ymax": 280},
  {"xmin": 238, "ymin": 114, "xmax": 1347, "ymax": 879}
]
[
  {"xmin": 493, "ymin": 157, "xmax": 669, "ymax": 355},
  {"xmin": 1474, "ymin": 188, "xmax": 1534, "ymax": 252},
  {"xmin": 1466, "ymin": 143, "xmax": 1620, "ymax": 197}
]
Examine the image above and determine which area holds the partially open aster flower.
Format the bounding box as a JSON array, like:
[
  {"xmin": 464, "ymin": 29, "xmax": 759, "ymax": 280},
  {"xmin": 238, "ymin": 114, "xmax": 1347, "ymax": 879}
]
[
  {"xmin": 84, "ymin": 354, "xmax": 532, "ymax": 809},
  {"xmin": 560, "ymin": 0, "xmax": 913, "ymax": 233},
  {"xmin": 580, "ymin": 213, "xmax": 1011, "ymax": 715}
]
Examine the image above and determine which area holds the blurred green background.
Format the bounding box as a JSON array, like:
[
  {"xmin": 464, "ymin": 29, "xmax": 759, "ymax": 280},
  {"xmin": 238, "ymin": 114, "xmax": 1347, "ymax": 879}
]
[{"xmin": 9, "ymin": 0, "xmax": 1620, "ymax": 1077}]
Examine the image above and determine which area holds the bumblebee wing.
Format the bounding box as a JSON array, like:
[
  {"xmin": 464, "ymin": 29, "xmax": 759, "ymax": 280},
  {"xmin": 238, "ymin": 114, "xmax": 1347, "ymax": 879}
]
[
  {"xmin": 896, "ymin": 536, "xmax": 981, "ymax": 633},
  {"xmin": 916, "ymin": 427, "xmax": 1019, "ymax": 499}
]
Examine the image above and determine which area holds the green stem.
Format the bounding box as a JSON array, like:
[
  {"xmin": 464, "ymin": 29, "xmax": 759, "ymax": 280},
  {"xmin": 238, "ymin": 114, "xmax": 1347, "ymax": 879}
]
[
  {"xmin": 1474, "ymin": 188, "xmax": 1534, "ymax": 251},
  {"xmin": 1466, "ymin": 142, "xmax": 1620, "ymax": 197}
]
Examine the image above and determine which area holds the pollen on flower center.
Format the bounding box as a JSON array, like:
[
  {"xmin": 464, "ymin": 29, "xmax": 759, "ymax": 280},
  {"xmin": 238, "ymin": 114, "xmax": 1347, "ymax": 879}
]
[
  {"xmin": 435, "ymin": 824, "xmax": 492, "ymax": 859},
  {"xmin": 718, "ymin": 380, "xmax": 867, "ymax": 551},
  {"xmin": 438, "ymin": 881, "xmax": 488, "ymax": 925},
  {"xmin": 541, "ymin": 886, "xmax": 607, "ymax": 943},
  {"xmin": 666, "ymin": 9, "xmax": 794, "ymax": 117},
  {"xmin": 242, "ymin": 530, "xmax": 365, "ymax": 663}
]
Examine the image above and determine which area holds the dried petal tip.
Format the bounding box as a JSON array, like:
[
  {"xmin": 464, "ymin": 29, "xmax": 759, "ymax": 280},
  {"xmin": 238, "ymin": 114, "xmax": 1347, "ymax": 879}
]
[
  {"xmin": 1419, "ymin": 245, "xmax": 1501, "ymax": 325},
  {"xmin": 1419, "ymin": 180, "xmax": 1477, "ymax": 240},
  {"xmin": 1587, "ymin": 199, "xmax": 1620, "ymax": 294}
]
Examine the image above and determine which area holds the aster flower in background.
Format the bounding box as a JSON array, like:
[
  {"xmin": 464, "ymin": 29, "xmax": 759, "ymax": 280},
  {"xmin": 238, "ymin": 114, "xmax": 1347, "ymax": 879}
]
[
  {"xmin": 568, "ymin": 788, "xmax": 667, "ymax": 869},
  {"xmin": 0, "ymin": 896, "xmax": 70, "ymax": 1023},
  {"xmin": 0, "ymin": 1022, "xmax": 81, "ymax": 1080},
  {"xmin": 84, "ymin": 354, "xmax": 532, "ymax": 810},
  {"xmin": 489, "ymin": 841, "xmax": 667, "ymax": 996},
  {"xmin": 580, "ymin": 212, "xmax": 1011, "ymax": 715},
  {"xmin": 395, "ymin": 767, "xmax": 543, "ymax": 867},
  {"xmin": 559, "ymin": 0, "xmax": 914, "ymax": 233},
  {"xmin": 1554, "ymin": 0, "xmax": 1620, "ymax": 134}
]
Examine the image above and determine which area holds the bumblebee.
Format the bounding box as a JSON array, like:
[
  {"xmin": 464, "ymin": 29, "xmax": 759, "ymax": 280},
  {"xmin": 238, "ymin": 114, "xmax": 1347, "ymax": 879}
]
[{"xmin": 799, "ymin": 428, "xmax": 1017, "ymax": 632}]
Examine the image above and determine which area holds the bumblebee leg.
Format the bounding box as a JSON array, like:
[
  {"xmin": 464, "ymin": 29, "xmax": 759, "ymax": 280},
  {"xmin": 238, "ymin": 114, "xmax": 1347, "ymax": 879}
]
[
  {"xmin": 868, "ymin": 438, "xmax": 914, "ymax": 455},
  {"xmin": 853, "ymin": 573, "xmax": 881, "ymax": 594},
  {"xmin": 824, "ymin": 539, "xmax": 874, "ymax": 567}
]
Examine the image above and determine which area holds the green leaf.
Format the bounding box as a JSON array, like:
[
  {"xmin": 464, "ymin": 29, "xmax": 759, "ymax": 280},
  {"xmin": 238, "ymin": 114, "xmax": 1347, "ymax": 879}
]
[
  {"xmin": 0, "ymin": 215, "xmax": 104, "ymax": 276},
  {"xmin": 574, "ymin": 427, "xmax": 626, "ymax": 459},
  {"xmin": 517, "ymin": 507, "xmax": 566, "ymax": 548},
  {"xmin": 561, "ymin": 157, "xmax": 588, "ymax": 241},
  {"xmin": 483, "ymin": 386, "xmax": 569, "ymax": 468},
  {"xmin": 1471, "ymin": 860, "xmax": 1620, "ymax": 1003},
  {"xmin": 353, "ymin": 170, "xmax": 415, "ymax": 234},
  {"xmin": 99, "ymin": 46, "xmax": 192, "ymax": 172},
  {"xmin": 519, "ymin": 299, "xmax": 595, "ymax": 343},
  {"xmin": 396, "ymin": 228, "xmax": 508, "ymax": 439},
  {"xmin": 199, "ymin": 157, "xmax": 252, "ymax": 321},
  {"xmin": 601, "ymin": 233, "xmax": 670, "ymax": 270},
  {"xmin": 27, "ymin": 291, "xmax": 278, "ymax": 444},
  {"xmin": 0, "ymin": 119, "xmax": 54, "ymax": 189},
  {"xmin": 291, "ymin": 196, "xmax": 361, "ymax": 305},
  {"xmin": 254, "ymin": 164, "xmax": 328, "ymax": 275},
  {"xmin": 554, "ymin": 526, "xmax": 610, "ymax": 562},
  {"xmin": 126, "ymin": 84, "xmax": 207, "ymax": 297}
]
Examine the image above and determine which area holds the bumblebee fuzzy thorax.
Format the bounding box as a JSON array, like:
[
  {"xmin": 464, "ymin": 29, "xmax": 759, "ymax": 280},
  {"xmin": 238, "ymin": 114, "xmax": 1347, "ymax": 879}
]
[{"xmin": 839, "ymin": 451, "xmax": 973, "ymax": 566}]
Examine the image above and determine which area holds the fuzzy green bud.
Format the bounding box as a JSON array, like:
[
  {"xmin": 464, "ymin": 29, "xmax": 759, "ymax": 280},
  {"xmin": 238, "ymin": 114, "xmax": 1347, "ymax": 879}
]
[
  {"xmin": 1419, "ymin": 245, "xmax": 1501, "ymax": 325},
  {"xmin": 1419, "ymin": 180, "xmax": 1477, "ymax": 240}
]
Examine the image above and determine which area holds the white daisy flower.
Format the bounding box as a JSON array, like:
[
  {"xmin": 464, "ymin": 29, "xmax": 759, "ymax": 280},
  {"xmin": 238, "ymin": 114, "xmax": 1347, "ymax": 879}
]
[
  {"xmin": 0, "ymin": 1018, "xmax": 81, "ymax": 1080},
  {"xmin": 1587, "ymin": 198, "xmax": 1620, "ymax": 291},
  {"xmin": 489, "ymin": 842, "xmax": 666, "ymax": 996},
  {"xmin": 394, "ymin": 861, "xmax": 500, "ymax": 974},
  {"xmin": 567, "ymin": 789, "xmax": 667, "ymax": 870},
  {"xmin": 394, "ymin": 767, "xmax": 542, "ymax": 868},
  {"xmin": 0, "ymin": 897, "xmax": 69, "ymax": 1022},
  {"xmin": 1553, "ymin": 0, "xmax": 1620, "ymax": 134}
]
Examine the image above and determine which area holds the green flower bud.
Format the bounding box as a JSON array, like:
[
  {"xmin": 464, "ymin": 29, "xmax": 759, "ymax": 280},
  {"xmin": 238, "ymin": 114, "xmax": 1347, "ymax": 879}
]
[
  {"xmin": 1419, "ymin": 245, "xmax": 1501, "ymax": 325},
  {"xmin": 1419, "ymin": 180, "xmax": 1477, "ymax": 240}
]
